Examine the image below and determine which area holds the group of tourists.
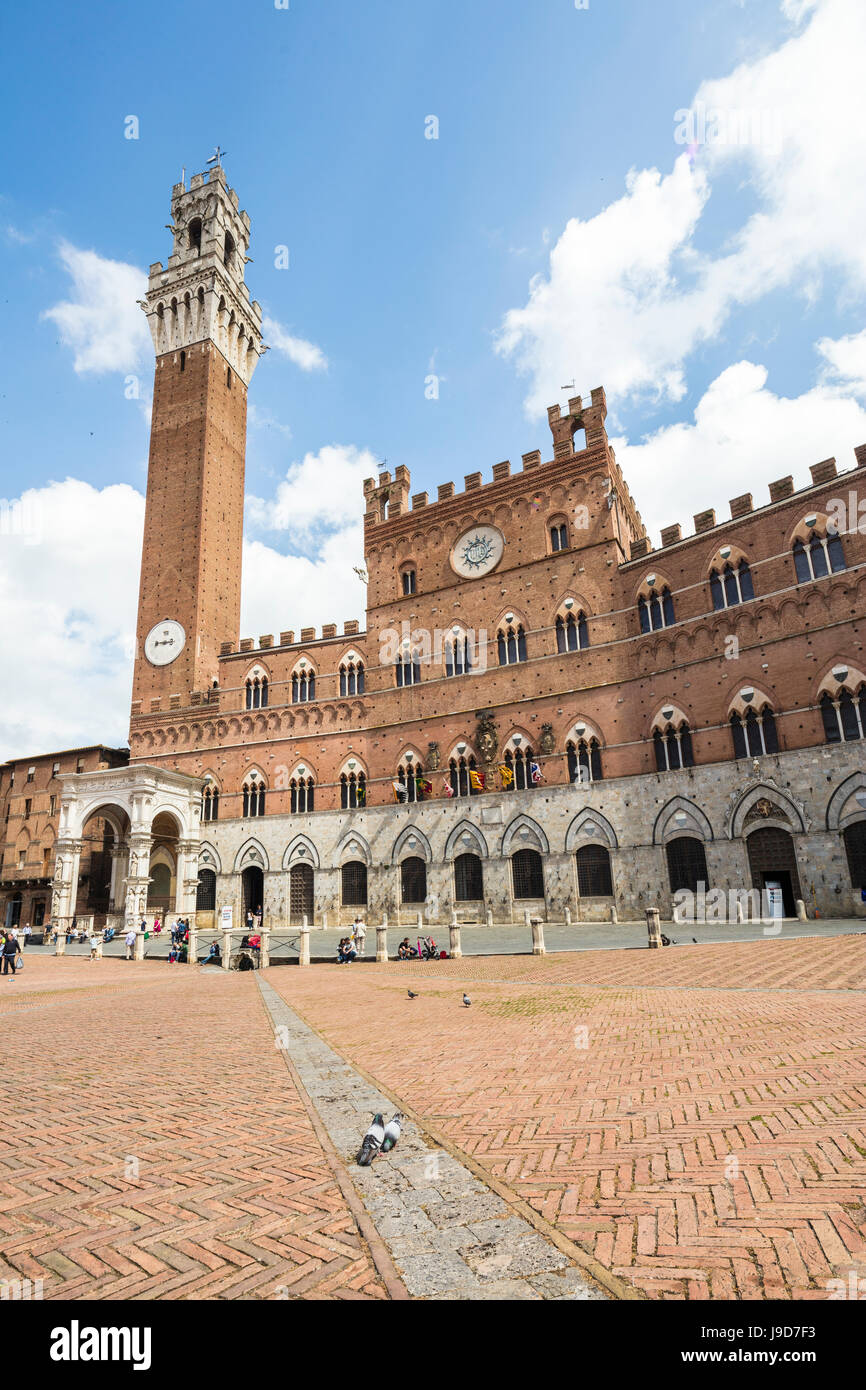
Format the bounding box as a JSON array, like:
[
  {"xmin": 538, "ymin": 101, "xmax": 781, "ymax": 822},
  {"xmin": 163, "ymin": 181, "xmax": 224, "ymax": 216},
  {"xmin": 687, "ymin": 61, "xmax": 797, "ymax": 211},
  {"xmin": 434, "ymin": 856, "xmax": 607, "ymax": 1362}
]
[{"xmin": 336, "ymin": 916, "xmax": 367, "ymax": 963}]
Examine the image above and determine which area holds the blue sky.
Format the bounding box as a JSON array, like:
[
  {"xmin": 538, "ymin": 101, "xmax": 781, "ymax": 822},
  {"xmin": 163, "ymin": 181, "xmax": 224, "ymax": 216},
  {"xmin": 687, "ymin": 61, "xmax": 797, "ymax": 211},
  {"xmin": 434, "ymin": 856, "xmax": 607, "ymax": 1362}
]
[{"xmin": 2, "ymin": 0, "xmax": 866, "ymax": 758}]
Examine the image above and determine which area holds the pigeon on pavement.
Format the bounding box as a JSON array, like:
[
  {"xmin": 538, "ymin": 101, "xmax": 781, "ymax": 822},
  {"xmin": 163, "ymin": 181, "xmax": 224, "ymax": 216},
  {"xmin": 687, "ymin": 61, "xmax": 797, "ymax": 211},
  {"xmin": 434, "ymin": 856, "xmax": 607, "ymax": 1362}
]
[
  {"xmin": 407, "ymin": 989, "xmax": 418, "ymax": 999},
  {"xmin": 462, "ymin": 993, "xmax": 471, "ymax": 1007},
  {"xmin": 381, "ymin": 1113, "xmax": 404, "ymax": 1153},
  {"xmin": 357, "ymin": 1113, "xmax": 385, "ymax": 1167}
]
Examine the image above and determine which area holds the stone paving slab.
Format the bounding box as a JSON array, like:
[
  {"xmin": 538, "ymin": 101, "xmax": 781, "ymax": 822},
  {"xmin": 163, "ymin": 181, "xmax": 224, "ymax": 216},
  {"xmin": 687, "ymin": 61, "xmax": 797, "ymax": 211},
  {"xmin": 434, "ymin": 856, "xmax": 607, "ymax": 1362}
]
[
  {"xmin": 265, "ymin": 934, "xmax": 866, "ymax": 1301},
  {"xmin": 257, "ymin": 977, "xmax": 605, "ymax": 1301}
]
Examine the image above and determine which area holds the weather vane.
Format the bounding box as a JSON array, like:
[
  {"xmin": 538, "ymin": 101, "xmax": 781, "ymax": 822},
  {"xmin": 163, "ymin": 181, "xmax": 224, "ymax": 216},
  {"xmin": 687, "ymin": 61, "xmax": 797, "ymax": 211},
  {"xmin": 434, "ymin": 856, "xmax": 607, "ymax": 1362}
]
[{"xmin": 207, "ymin": 145, "xmax": 227, "ymax": 168}]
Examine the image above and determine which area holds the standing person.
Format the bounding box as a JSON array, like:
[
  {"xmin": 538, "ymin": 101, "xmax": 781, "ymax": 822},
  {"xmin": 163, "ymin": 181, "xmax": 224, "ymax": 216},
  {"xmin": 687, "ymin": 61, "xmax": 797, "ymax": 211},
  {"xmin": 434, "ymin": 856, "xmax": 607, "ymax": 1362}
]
[
  {"xmin": 2, "ymin": 931, "xmax": 21, "ymax": 978},
  {"xmin": 22, "ymin": 924, "xmax": 31, "ymax": 949},
  {"xmin": 139, "ymin": 916, "xmax": 147, "ymax": 934},
  {"xmin": 352, "ymin": 915, "xmax": 367, "ymax": 958},
  {"xmin": 124, "ymin": 927, "xmax": 137, "ymax": 960},
  {"xmin": 254, "ymin": 905, "xmax": 263, "ymax": 930},
  {"xmin": 246, "ymin": 908, "xmax": 253, "ymax": 933},
  {"xmin": 88, "ymin": 930, "xmax": 100, "ymax": 962}
]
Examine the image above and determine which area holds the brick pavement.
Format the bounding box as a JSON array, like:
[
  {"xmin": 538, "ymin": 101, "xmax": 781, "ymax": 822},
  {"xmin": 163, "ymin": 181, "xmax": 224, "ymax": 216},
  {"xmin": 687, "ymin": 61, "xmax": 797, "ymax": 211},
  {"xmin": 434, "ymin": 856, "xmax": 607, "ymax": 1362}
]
[
  {"xmin": 268, "ymin": 936, "xmax": 866, "ymax": 1300},
  {"xmin": 0, "ymin": 958, "xmax": 390, "ymax": 1300}
]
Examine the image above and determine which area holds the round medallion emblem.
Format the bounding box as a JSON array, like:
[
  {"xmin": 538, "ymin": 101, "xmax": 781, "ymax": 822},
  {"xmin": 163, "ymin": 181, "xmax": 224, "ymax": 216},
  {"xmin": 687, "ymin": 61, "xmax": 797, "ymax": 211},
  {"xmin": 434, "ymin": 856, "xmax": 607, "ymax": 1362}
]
[{"xmin": 449, "ymin": 525, "xmax": 505, "ymax": 579}]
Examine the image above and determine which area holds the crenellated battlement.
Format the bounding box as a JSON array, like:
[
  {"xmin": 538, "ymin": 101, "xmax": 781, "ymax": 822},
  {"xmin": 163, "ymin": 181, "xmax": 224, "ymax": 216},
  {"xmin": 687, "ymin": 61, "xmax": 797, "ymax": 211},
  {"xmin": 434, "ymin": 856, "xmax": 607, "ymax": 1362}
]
[{"xmin": 628, "ymin": 442, "xmax": 866, "ymax": 563}]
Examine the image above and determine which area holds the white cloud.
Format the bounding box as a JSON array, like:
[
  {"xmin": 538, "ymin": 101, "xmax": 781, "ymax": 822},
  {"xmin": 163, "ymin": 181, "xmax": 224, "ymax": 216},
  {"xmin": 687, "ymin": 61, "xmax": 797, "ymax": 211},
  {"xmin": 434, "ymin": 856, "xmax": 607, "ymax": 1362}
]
[
  {"xmin": 497, "ymin": 0, "xmax": 866, "ymax": 419},
  {"xmin": 42, "ymin": 242, "xmax": 149, "ymax": 374},
  {"xmin": 263, "ymin": 314, "xmax": 328, "ymax": 371},
  {"xmin": 613, "ymin": 349, "xmax": 866, "ymax": 544},
  {"xmin": 496, "ymin": 158, "xmax": 712, "ymax": 414},
  {"xmin": 241, "ymin": 524, "xmax": 366, "ymax": 640},
  {"xmin": 246, "ymin": 443, "xmax": 379, "ymax": 537},
  {"xmin": 0, "ymin": 479, "xmax": 144, "ymax": 761},
  {"xmin": 817, "ymin": 329, "xmax": 866, "ymax": 398}
]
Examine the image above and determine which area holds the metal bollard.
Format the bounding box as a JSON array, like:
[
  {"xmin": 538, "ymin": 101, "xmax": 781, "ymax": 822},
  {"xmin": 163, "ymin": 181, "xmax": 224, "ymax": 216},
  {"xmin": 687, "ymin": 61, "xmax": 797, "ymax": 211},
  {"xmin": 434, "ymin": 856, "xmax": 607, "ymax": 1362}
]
[
  {"xmin": 375, "ymin": 923, "xmax": 388, "ymax": 963},
  {"xmin": 449, "ymin": 922, "xmax": 462, "ymax": 959},
  {"xmin": 646, "ymin": 908, "xmax": 662, "ymax": 949}
]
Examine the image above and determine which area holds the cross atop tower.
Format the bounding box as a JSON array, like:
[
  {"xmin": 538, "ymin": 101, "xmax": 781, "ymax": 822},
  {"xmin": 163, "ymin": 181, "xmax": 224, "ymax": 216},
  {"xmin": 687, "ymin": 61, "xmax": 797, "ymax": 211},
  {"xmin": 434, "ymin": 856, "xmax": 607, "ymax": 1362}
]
[{"xmin": 206, "ymin": 145, "xmax": 227, "ymax": 168}]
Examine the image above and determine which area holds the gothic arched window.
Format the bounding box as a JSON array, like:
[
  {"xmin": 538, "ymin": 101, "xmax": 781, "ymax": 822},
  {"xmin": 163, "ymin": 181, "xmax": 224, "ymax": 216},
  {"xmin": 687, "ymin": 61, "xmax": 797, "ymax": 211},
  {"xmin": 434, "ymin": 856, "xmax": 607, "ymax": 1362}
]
[
  {"xmin": 449, "ymin": 755, "xmax": 478, "ymax": 798},
  {"xmin": 821, "ymin": 687, "xmax": 866, "ymax": 743},
  {"xmin": 339, "ymin": 661, "xmax": 364, "ymax": 696},
  {"xmin": 794, "ymin": 530, "xmax": 847, "ymax": 583},
  {"xmin": 497, "ymin": 624, "xmax": 527, "ymax": 666},
  {"xmin": 201, "ymin": 783, "xmax": 220, "ymax": 821},
  {"xmin": 290, "ymin": 777, "xmax": 315, "ymax": 813},
  {"xmin": 710, "ymin": 559, "xmax": 754, "ymax": 610},
  {"xmin": 444, "ymin": 633, "xmax": 473, "ymax": 677},
  {"xmin": 242, "ymin": 776, "xmax": 266, "ymax": 818},
  {"xmin": 730, "ymin": 707, "xmax": 779, "ymax": 758},
  {"xmin": 550, "ymin": 522, "xmax": 569, "ymax": 552},
  {"xmin": 567, "ymin": 739, "xmax": 603, "ymax": 784},
  {"xmin": 555, "ymin": 612, "xmax": 589, "ymax": 653},
  {"xmin": 638, "ymin": 587, "xmax": 675, "ymax": 633},
  {"xmin": 653, "ymin": 721, "xmax": 694, "ymax": 771},
  {"xmin": 340, "ymin": 772, "xmax": 367, "ymax": 809},
  {"xmin": 292, "ymin": 670, "xmax": 316, "ymax": 703},
  {"xmin": 245, "ymin": 675, "xmax": 268, "ymax": 710},
  {"xmin": 395, "ymin": 650, "xmax": 422, "ymax": 687},
  {"xmin": 504, "ymin": 746, "xmax": 535, "ymax": 791}
]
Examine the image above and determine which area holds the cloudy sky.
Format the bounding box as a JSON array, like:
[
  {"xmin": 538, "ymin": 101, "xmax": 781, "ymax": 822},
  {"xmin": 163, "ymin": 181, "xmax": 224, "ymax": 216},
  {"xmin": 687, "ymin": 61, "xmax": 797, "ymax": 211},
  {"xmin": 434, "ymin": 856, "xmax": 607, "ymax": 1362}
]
[{"xmin": 1, "ymin": 0, "xmax": 865, "ymax": 760}]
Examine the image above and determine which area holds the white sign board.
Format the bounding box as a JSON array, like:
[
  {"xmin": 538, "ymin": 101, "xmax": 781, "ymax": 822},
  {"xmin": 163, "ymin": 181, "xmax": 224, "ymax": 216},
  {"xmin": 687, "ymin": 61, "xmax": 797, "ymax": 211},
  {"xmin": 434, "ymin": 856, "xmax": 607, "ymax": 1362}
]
[{"xmin": 219, "ymin": 906, "xmax": 233, "ymax": 928}]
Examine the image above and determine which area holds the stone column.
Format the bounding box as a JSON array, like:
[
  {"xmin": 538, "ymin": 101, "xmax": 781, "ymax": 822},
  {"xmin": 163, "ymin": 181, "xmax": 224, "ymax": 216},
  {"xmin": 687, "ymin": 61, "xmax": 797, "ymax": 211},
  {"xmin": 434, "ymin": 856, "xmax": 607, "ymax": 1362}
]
[
  {"xmin": 54, "ymin": 931, "xmax": 66, "ymax": 956},
  {"xmin": 298, "ymin": 925, "xmax": 310, "ymax": 967},
  {"xmin": 531, "ymin": 918, "xmax": 546, "ymax": 955},
  {"xmin": 796, "ymin": 899, "xmax": 807, "ymax": 921},
  {"xmin": 260, "ymin": 929, "xmax": 270, "ymax": 968},
  {"xmin": 109, "ymin": 842, "xmax": 129, "ymax": 911},
  {"xmin": 134, "ymin": 930, "xmax": 145, "ymax": 961},
  {"xmin": 123, "ymin": 833, "xmax": 153, "ymax": 933},
  {"xmin": 51, "ymin": 837, "xmax": 84, "ymax": 937},
  {"xmin": 222, "ymin": 928, "xmax": 233, "ymax": 970},
  {"xmin": 176, "ymin": 839, "xmax": 201, "ymax": 920},
  {"xmin": 646, "ymin": 907, "xmax": 662, "ymax": 949},
  {"xmin": 376, "ymin": 923, "xmax": 388, "ymax": 962},
  {"xmin": 187, "ymin": 926, "xmax": 198, "ymax": 964},
  {"xmin": 449, "ymin": 922, "xmax": 462, "ymax": 959}
]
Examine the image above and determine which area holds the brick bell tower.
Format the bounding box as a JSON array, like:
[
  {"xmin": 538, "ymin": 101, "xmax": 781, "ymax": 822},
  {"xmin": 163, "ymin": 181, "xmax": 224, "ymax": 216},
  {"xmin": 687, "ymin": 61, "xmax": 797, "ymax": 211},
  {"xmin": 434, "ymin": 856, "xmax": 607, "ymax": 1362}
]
[{"xmin": 131, "ymin": 162, "xmax": 263, "ymax": 720}]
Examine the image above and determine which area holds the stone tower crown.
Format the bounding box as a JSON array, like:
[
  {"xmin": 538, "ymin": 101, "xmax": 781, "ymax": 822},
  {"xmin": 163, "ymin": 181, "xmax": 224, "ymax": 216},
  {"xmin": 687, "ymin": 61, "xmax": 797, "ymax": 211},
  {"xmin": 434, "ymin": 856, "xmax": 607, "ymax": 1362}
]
[{"xmin": 141, "ymin": 164, "xmax": 264, "ymax": 385}]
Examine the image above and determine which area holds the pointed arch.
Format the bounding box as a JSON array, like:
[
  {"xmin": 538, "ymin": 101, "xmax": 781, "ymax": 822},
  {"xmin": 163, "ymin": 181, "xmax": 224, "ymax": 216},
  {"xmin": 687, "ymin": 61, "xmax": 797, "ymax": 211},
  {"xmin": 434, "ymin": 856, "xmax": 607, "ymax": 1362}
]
[
  {"xmin": 653, "ymin": 796, "xmax": 714, "ymax": 846},
  {"xmin": 444, "ymin": 820, "xmax": 490, "ymax": 860},
  {"xmin": 565, "ymin": 808, "xmax": 618, "ymax": 852},
  {"xmin": 391, "ymin": 825, "xmax": 433, "ymax": 864},
  {"xmin": 826, "ymin": 771, "xmax": 866, "ymax": 832},
  {"xmin": 729, "ymin": 784, "xmax": 807, "ymax": 840},
  {"xmin": 197, "ymin": 840, "xmax": 222, "ymax": 874},
  {"xmin": 501, "ymin": 814, "xmax": 549, "ymax": 857},
  {"xmin": 232, "ymin": 838, "xmax": 270, "ymax": 873},
  {"xmin": 282, "ymin": 834, "xmax": 320, "ymax": 870},
  {"xmin": 334, "ymin": 830, "xmax": 372, "ymax": 866}
]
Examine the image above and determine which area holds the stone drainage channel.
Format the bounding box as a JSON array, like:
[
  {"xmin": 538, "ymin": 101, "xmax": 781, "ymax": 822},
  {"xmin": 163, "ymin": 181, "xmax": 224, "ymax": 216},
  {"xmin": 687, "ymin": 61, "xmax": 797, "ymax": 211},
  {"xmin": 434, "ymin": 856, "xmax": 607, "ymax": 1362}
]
[{"xmin": 256, "ymin": 977, "xmax": 610, "ymax": 1302}]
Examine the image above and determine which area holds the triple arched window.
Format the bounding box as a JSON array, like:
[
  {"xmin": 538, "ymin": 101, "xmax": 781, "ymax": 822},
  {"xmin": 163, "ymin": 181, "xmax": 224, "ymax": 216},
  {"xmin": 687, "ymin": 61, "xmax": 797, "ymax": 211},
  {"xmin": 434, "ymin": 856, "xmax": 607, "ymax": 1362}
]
[
  {"xmin": 710, "ymin": 560, "xmax": 754, "ymax": 610},
  {"xmin": 497, "ymin": 624, "xmax": 527, "ymax": 665},
  {"xmin": 449, "ymin": 755, "xmax": 479, "ymax": 798},
  {"xmin": 341, "ymin": 771, "xmax": 367, "ymax": 808},
  {"xmin": 556, "ymin": 611, "xmax": 589, "ymax": 652},
  {"xmin": 242, "ymin": 776, "xmax": 266, "ymax": 818},
  {"xmin": 201, "ymin": 782, "xmax": 220, "ymax": 821},
  {"xmin": 821, "ymin": 687, "xmax": 866, "ymax": 743},
  {"xmin": 653, "ymin": 721, "xmax": 694, "ymax": 771},
  {"xmin": 793, "ymin": 530, "xmax": 846, "ymax": 583},
  {"xmin": 339, "ymin": 661, "xmax": 365, "ymax": 696},
  {"xmin": 292, "ymin": 670, "xmax": 316, "ymax": 703},
  {"xmin": 638, "ymin": 587, "xmax": 675, "ymax": 634},
  {"xmin": 444, "ymin": 634, "xmax": 473, "ymax": 677},
  {"xmin": 567, "ymin": 738, "xmax": 603, "ymax": 784},
  {"xmin": 290, "ymin": 777, "xmax": 315, "ymax": 813},
  {"xmin": 245, "ymin": 675, "xmax": 268, "ymax": 709},
  {"xmin": 395, "ymin": 650, "xmax": 422, "ymax": 687},
  {"xmin": 503, "ymin": 746, "xmax": 536, "ymax": 790},
  {"xmin": 731, "ymin": 707, "xmax": 779, "ymax": 758}
]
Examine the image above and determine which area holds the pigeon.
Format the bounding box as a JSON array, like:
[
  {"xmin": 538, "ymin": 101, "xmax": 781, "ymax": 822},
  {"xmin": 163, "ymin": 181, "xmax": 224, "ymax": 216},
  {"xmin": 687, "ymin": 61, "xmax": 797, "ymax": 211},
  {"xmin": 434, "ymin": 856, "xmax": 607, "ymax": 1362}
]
[
  {"xmin": 357, "ymin": 1113, "xmax": 385, "ymax": 1167},
  {"xmin": 463, "ymin": 993, "xmax": 471, "ymax": 1007},
  {"xmin": 381, "ymin": 1113, "xmax": 404, "ymax": 1154},
  {"xmin": 693, "ymin": 938, "xmax": 698, "ymax": 944},
  {"xmin": 407, "ymin": 989, "xmax": 418, "ymax": 999}
]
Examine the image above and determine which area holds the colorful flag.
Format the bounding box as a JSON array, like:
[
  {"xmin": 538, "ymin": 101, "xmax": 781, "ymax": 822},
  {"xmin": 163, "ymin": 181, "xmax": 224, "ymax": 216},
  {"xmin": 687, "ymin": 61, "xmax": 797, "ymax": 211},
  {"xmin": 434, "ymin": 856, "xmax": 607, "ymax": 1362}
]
[
  {"xmin": 356, "ymin": 783, "xmax": 366, "ymax": 806},
  {"xmin": 498, "ymin": 763, "xmax": 514, "ymax": 789},
  {"xmin": 469, "ymin": 769, "xmax": 485, "ymax": 791},
  {"xmin": 416, "ymin": 775, "xmax": 433, "ymax": 800},
  {"xmin": 443, "ymin": 778, "xmax": 456, "ymax": 798},
  {"xmin": 530, "ymin": 761, "xmax": 544, "ymax": 784},
  {"xmin": 393, "ymin": 780, "xmax": 408, "ymax": 803}
]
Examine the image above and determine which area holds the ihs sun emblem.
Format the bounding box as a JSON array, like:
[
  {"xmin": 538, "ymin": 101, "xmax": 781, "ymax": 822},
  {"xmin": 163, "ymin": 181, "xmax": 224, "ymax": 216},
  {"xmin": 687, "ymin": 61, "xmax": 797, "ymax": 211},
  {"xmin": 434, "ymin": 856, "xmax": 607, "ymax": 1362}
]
[{"xmin": 461, "ymin": 534, "xmax": 495, "ymax": 570}]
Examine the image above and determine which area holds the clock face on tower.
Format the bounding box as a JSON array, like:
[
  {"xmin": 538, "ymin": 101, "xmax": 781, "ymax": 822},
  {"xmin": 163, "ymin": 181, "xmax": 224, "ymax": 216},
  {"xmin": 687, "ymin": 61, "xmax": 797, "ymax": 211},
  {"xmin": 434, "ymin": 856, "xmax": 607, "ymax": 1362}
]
[
  {"xmin": 144, "ymin": 619, "xmax": 187, "ymax": 667},
  {"xmin": 449, "ymin": 525, "xmax": 505, "ymax": 579}
]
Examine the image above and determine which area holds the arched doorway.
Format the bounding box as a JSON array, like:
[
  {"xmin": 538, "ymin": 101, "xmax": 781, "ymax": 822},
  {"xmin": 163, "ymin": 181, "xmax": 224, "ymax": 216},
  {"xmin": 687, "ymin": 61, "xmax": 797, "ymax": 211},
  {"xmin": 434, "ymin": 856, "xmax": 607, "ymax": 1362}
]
[
  {"xmin": 843, "ymin": 822, "xmax": 866, "ymax": 893},
  {"xmin": 665, "ymin": 836, "xmax": 709, "ymax": 894},
  {"xmin": 400, "ymin": 856, "xmax": 427, "ymax": 904},
  {"xmin": 5, "ymin": 892, "xmax": 22, "ymax": 928},
  {"xmin": 242, "ymin": 865, "xmax": 264, "ymax": 921},
  {"xmin": 148, "ymin": 863, "xmax": 172, "ymax": 911},
  {"xmin": 746, "ymin": 827, "xmax": 802, "ymax": 917},
  {"xmin": 289, "ymin": 863, "xmax": 314, "ymax": 923},
  {"xmin": 148, "ymin": 812, "xmax": 180, "ymax": 918},
  {"xmin": 511, "ymin": 848, "xmax": 544, "ymax": 899}
]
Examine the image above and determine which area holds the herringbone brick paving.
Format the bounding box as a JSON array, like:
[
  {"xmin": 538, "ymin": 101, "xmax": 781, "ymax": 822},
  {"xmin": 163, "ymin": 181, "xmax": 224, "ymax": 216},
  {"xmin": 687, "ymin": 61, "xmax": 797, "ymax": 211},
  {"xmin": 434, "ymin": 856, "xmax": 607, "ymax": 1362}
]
[
  {"xmin": 270, "ymin": 936, "xmax": 866, "ymax": 1300},
  {"xmin": 0, "ymin": 959, "xmax": 388, "ymax": 1300}
]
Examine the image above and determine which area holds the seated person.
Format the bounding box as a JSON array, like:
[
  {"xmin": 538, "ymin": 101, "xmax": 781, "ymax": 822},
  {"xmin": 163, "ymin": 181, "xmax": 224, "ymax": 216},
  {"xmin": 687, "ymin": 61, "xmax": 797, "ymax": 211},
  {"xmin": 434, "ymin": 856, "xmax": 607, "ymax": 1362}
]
[
  {"xmin": 167, "ymin": 946, "xmax": 178, "ymax": 964},
  {"xmin": 203, "ymin": 942, "xmax": 221, "ymax": 966},
  {"xmin": 248, "ymin": 933, "xmax": 261, "ymax": 951},
  {"xmin": 240, "ymin": 934, "xmax": 251, "ymax": 949},
  {"xmin": 178, "ymin": 943, "xmax": 188, "ymax": 963},
  {"xmin": 397, "ymin": 938, "xmax": 415, "ymax": 960},
  {"xmin": 337, "ymin": 937, "xmax": 357, "ymax": 964}
]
